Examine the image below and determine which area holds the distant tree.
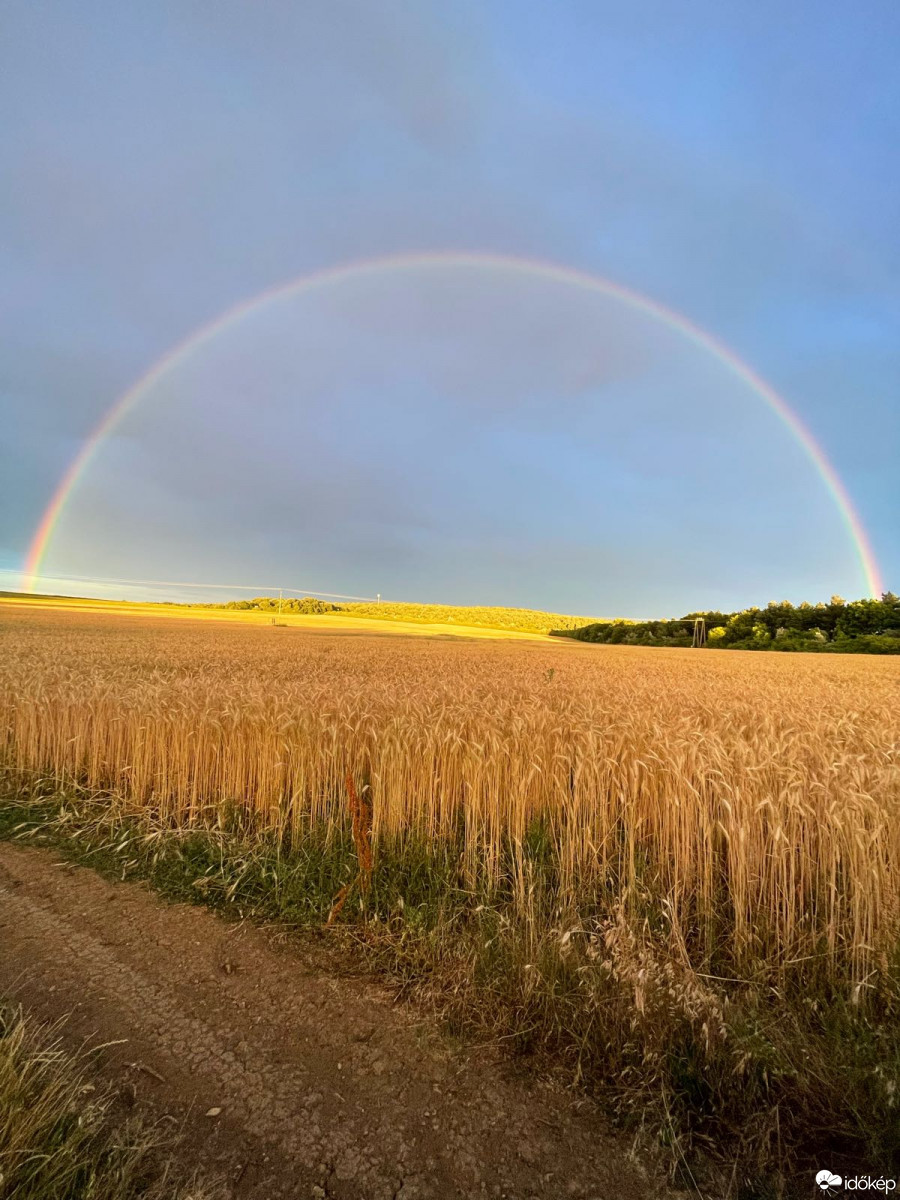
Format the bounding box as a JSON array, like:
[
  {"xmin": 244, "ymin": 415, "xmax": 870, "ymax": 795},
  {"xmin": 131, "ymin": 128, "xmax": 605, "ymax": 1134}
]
[
  {"xmin": 762, "ymin": 600, "xmax": 796, "ymax": 636},
  {"xmin": 727, "ymin": 609, "xmax": 757, "ymax": 641}
]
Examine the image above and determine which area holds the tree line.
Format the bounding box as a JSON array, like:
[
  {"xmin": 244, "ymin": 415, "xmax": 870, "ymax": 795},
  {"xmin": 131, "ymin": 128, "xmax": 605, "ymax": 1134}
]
[
  {"xmin": 220, "ymin": 596, "xmax": 340, "ymax": 614},
  {"xmin": 553, "ymin": 593, "xmax": 900, "ymax": 653}
]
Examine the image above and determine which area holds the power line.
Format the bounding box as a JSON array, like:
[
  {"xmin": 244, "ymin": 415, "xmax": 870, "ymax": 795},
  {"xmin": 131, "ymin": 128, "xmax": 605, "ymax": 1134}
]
[{"xmin": 21, "ymin": 571, "xmax": 378, "ymax": 603}]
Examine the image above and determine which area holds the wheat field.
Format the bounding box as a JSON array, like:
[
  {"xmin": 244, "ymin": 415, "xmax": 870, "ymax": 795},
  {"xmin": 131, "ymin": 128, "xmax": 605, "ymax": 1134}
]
[
  {"xmin": 2, "ymin": 607, "xmax": 898, "ymax": 982},
  {"xmin": 3, "ymin": 605, "xmax": 900, "ymax": 1172}
]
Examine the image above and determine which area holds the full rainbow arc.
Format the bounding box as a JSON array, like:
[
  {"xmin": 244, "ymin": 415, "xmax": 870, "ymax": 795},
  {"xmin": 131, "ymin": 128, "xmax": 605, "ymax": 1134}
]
[{"xmin": 23, "ymin": 251, "xmax": 884, "ymax": 598}]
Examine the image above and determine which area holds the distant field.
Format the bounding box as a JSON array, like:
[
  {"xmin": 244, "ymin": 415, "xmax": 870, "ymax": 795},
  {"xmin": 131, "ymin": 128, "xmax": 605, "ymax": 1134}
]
[
  {"xmin": 2, "ymin": 606, "xmax": 898, "ymax": 1187},
  {"xmin": 0, "ymin": 593, "xmax": 549, "ymax": 640},
  {"xmin": 240, "ymin": 597, "xmax": 606, "ymax": 634}
]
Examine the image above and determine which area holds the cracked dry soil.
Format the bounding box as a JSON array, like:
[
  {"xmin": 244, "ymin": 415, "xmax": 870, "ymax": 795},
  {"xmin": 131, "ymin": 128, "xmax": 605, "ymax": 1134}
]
[{"xmin": 0, "ymin": 843, "xmax": 671, "ymax": 1200}]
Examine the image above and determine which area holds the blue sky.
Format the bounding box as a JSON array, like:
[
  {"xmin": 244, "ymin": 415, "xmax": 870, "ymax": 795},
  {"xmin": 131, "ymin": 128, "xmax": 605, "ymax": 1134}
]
[{"xmin": 2, "ymin": 0, "xmax": 897, "ymax": 615}]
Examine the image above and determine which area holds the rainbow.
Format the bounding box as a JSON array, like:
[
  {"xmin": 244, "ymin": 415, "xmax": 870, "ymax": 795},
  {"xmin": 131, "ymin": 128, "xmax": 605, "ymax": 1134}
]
[{"xmin": 23, "ymin": 251, "xmax": 883, "ymax": 598}]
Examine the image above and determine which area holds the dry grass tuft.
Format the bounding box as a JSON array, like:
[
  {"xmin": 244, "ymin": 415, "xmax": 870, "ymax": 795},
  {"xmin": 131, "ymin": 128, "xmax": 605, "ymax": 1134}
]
[{"xmin": 0, "ymin": 1002, "xmax": 209, "ymax": 1200}]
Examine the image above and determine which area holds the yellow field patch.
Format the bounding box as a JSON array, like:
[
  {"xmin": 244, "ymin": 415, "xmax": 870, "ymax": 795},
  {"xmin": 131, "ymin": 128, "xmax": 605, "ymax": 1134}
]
[{"xmin": 0, "ymin": 595, "xmax": 545, "ymax": 640}]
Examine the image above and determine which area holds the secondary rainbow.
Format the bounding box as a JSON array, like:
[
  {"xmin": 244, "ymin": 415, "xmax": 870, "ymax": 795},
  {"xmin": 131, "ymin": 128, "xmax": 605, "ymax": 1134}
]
[{"xmin": 23, "ymin": 251, "xmax": 884, "ymax": 598}]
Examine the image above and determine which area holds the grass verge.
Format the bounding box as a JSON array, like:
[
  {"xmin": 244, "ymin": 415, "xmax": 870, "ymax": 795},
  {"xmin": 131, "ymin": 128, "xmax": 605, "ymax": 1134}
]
[
  {"xmin": 0, "ymin": 1001, "xmax": 209, "ymax": 1200},
  {"xmin": 1, "ymin": 784, "xmax": 898, "ymax": 1199}
]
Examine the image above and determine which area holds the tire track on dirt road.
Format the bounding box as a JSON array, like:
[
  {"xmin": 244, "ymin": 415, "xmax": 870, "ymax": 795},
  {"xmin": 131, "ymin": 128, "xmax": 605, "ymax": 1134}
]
[{"xmin": 0, "ymin": 843, "xmax": 669, "ymax": 1200}]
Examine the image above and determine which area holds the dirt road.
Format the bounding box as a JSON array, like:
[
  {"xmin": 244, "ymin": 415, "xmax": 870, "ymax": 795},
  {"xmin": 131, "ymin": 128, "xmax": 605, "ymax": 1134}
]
[{"xmin": 0, "ymin": 843, "xmax": 669, "ymax": 1200}]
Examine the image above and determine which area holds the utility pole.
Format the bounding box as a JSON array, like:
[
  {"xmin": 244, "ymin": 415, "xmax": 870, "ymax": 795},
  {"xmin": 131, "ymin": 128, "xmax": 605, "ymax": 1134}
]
[
  {"xmin": 691, "ymin": 617, "xmax": 706, "ymax": 648},
  {"xmin": 278, "ymin": 588, "xmax": 283, "ymax": 620}
]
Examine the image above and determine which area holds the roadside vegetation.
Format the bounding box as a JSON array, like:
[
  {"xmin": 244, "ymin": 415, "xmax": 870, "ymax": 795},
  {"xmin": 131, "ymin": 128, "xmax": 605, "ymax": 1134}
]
[
  {"xmin": 1, "ymin": 611, "xmax": 899, "ymax": 1196},
  {"xmin": 556, "ymin": 591, "xmax": 900, "ymax": 653},
  {"xmin": 0, "ymin": 1002, "xmax": 207, "ymax": 1200}
]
